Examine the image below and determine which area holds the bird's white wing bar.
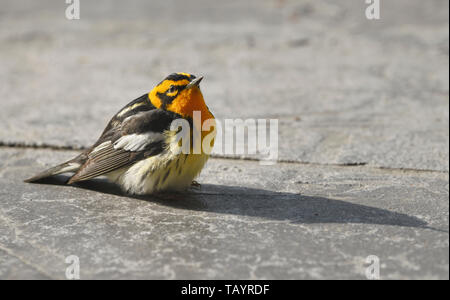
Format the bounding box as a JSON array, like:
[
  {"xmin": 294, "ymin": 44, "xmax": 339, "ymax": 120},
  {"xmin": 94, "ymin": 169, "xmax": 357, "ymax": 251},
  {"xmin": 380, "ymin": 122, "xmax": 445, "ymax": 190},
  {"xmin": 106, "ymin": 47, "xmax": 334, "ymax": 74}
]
[
  {"xmin": 113, "ymin": 133, "xmax": 164, "ymax": 152},
  {"xmin": 91, "ymin": 141, "xmax": 112, "ymax": 154},
  {"xmin": 116, "ymin": 102, "xmax": 147, "ymax": 118},
  {"xmin": 68, "ymin": 109, "xmax": 177, "ymax": 184}
]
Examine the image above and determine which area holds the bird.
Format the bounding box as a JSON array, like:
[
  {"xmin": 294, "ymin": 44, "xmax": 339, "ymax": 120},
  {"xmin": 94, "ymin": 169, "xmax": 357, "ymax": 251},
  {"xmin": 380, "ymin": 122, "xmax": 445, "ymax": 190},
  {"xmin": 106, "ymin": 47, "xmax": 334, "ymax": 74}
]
[{"xmin": 25, "ymin": 73, "xmax": 216, "ymax": 195}]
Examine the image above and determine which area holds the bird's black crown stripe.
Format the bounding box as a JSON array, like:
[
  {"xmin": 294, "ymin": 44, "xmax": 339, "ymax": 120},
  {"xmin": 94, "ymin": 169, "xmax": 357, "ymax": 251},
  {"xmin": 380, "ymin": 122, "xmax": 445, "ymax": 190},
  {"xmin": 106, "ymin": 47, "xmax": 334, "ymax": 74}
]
[
  {"xmin": 156, "ymin": 73, "xmax": 196, "ymax": 88},
  {"xmin": 165, "ymin": 73, "xmax": 195, "ymax": 83},
  {"xmin": 158, "ymin": 73, "xmax": 196, "ymax": 85}
]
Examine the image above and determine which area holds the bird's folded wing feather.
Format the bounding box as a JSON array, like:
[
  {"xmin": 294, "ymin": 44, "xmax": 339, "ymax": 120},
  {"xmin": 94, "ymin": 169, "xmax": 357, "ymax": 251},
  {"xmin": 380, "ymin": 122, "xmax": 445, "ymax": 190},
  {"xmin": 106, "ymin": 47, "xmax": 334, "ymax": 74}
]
[{"xmin": 68, "ymin": 109, "xmax": 179, "ymax": 184}]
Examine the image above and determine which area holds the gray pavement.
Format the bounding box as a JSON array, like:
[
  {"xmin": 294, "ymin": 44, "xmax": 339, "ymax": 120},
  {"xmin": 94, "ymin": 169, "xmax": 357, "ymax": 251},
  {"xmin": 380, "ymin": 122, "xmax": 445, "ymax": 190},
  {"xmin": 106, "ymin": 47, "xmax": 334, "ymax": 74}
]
[{"xmin": 0, "ymin": 0, "xmax": 448, "ymax": 279}]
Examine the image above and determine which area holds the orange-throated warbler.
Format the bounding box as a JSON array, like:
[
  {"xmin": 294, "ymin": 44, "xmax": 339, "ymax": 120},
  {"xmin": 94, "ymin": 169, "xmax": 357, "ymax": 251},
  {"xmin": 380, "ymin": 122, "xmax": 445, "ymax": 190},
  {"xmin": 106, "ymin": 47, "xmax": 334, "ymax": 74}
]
[{"xmin": 25, "ymin": 73, "xmax": 216, "ymax": 195}]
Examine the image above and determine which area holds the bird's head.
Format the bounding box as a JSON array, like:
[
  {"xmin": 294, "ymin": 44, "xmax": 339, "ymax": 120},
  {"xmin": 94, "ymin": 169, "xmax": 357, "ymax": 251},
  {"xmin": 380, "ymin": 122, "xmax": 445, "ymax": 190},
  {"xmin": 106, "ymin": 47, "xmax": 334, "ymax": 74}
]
[{"xmin": 148, "ymin": 73, "xmax": 213, "ymax": 122}]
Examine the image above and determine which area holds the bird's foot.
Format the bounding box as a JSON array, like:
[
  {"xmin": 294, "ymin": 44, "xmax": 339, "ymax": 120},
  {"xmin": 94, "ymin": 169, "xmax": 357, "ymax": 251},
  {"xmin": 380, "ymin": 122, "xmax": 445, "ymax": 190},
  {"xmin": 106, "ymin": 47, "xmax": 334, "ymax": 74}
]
[{"xmin": 190, "ymin": 180, "xmax": 201, "ymax": 190}]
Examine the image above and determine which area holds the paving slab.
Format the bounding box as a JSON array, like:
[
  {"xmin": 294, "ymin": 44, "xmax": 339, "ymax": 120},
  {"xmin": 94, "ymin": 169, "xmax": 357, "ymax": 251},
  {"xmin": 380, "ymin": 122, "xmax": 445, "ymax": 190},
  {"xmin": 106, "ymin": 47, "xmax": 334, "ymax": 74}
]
[
  {"xmin": 0, "ymin": 248, "xmax": 52, "ymax": 280},
  {"xmin": 0, "ymin": 148, "xmax": 448, "ymax": 279},
  {"xmin": 0, "ymin": 0, "xmax": 448, "ymax": 171}
]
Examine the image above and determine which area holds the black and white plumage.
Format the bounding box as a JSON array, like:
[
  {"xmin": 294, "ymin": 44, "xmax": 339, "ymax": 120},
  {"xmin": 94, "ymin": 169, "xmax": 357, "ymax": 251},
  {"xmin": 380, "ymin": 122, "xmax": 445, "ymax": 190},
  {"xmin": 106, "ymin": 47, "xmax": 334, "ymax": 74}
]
[{"xmin": 26, "ymin": 73, "xmax": 215, "ymax": 195}]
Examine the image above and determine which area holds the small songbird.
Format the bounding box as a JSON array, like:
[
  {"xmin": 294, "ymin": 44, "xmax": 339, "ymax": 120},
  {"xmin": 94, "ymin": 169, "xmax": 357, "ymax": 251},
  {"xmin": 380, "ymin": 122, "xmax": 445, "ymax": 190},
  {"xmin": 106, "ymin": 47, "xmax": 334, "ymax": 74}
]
[{"xmin": 25, "ymin": 73, "xmax": 216, "ymax": 195}]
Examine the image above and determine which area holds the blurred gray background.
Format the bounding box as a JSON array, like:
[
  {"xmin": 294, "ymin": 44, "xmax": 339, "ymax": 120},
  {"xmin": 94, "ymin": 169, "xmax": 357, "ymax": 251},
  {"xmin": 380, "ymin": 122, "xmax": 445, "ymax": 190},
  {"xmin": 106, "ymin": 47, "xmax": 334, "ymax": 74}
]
[{"xmin": 0, "ymin": 0, "xmax": 448, "ymax": 279}]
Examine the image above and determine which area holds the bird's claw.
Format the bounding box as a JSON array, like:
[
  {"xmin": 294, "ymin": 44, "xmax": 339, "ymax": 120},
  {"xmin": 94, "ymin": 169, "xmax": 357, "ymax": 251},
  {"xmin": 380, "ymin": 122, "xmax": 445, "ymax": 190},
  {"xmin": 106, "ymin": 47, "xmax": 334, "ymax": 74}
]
[{"xmin": 190, "ymin": 180, "xmax": 201, "ymax": 189}]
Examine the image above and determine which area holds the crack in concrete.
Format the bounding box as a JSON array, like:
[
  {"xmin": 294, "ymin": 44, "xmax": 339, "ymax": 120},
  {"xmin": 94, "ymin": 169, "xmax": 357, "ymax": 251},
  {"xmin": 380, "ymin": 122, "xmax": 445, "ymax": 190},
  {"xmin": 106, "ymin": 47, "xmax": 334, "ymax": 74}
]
[
  {"xmin": 0, "ymin": 141, "xmax": 84, "ymax": 151},
  {"xmin": 0, "ymin": 142, "xmax": 448, "ymax": 174}
]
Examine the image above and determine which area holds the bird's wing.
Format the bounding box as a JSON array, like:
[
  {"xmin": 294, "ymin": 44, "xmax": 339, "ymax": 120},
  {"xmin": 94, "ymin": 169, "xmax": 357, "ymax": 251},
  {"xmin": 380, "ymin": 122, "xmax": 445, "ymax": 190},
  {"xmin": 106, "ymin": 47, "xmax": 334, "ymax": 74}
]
[
  {"xmin": 68, "ymin": 108, "xmax": 180, "ymax": 184},
  {"xmin": 99, "ymin": 93, "xmax": 157, "ymax": 137}
]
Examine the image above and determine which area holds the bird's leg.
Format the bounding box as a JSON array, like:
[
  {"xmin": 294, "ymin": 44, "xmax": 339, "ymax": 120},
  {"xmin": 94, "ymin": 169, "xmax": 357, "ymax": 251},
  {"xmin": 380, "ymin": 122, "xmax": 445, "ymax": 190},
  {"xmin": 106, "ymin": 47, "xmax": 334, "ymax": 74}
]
[{"xmin": 190, "ymin": 180, "xmax": 201, "ymax": 189}]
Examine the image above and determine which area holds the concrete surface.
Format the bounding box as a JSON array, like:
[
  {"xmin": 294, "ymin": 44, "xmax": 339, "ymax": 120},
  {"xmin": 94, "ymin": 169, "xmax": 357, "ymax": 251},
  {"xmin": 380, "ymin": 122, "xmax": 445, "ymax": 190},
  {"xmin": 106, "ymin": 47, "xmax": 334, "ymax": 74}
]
[
  {"xmin": 0, "ymin": 0, "xmax": 448, "ymax": 279},
  {"xmin": 1, "ymin": 149, "xmax": 448, "ymax": 279}
]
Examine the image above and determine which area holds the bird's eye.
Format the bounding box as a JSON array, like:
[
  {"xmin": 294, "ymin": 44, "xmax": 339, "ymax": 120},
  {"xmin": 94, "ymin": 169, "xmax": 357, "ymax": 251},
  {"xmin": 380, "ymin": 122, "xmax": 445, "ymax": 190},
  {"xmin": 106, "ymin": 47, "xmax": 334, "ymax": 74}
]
[{"xmin": 168, "ymin": 85, "xmax": 177, "ymax": 93}]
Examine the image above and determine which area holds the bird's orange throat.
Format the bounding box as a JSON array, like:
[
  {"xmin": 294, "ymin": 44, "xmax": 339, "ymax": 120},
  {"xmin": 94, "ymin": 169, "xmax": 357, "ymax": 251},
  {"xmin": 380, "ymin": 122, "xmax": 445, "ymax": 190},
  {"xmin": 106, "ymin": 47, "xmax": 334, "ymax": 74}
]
[
  {"xmin": 149, "ymin": 86, "xmax": 214, "ymax": 124},
  {"xmin": 168, "ymin": 87, "xmax": 214, "ymax": 122},
  {"xmin": 168, "ymin": 88, "xmax": 216, "ymax": 144}
]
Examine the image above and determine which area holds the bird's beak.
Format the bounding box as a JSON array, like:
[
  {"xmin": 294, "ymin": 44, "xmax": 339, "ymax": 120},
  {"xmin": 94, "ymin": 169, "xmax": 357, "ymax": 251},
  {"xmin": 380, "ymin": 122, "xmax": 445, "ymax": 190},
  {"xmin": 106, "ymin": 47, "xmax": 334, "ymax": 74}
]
[{"xmin": 186, "ymin": 76, "xmax": 203, "ymax": 89}]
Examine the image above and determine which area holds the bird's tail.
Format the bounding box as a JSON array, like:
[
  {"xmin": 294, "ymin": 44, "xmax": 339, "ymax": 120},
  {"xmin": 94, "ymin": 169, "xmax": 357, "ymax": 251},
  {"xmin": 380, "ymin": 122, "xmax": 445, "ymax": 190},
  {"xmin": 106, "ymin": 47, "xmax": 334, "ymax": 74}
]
[{"xmin": 24, "ymin": 159, "xmax": 83, "ymax": 183}]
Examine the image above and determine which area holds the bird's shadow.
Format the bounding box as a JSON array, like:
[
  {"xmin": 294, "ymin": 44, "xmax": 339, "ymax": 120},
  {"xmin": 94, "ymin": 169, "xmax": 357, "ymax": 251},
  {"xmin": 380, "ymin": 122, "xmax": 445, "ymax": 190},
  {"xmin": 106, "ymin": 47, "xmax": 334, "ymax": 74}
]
[{"xmin": 32, "ymin": 175, "xmax": 444, "ymax": 231}]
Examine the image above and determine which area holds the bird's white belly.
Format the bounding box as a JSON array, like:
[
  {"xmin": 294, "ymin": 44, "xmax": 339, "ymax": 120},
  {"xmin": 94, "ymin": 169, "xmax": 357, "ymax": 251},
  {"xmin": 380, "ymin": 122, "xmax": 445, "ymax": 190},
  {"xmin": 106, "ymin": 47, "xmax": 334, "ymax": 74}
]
[{"xmin": 107, "ymin": 151, "xmax": 209, "ymax": 195}]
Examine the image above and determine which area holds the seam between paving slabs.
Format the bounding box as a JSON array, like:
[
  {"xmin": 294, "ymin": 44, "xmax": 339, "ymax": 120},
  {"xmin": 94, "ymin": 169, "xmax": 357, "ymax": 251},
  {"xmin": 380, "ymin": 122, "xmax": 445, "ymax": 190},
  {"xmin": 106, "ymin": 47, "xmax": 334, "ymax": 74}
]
[{"xmin": 0, "ymin": 142, "xmax": 448, "ymax": 175}]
